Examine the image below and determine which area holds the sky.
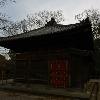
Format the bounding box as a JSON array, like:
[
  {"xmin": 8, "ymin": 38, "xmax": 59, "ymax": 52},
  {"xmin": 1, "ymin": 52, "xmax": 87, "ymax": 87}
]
[
  {"xmin": 0, "ymin": 0, "xmax": 100, "ymax": 59},
  {"xmin": 1, "ymin": 0, "xmax": 100, "ymax": 24}
]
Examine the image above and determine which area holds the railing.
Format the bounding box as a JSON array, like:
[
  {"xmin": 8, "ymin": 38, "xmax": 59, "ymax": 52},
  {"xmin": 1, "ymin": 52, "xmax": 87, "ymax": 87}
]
[{"xmin": 84, "ymin": 79, "xmax": 100, "ymax": 100}]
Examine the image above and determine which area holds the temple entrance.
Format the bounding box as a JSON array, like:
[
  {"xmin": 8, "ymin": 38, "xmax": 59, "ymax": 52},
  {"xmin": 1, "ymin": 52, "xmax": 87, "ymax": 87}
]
[{"xmin": 50, "ymin": 59, "xmax": 69, "ymax": 88}]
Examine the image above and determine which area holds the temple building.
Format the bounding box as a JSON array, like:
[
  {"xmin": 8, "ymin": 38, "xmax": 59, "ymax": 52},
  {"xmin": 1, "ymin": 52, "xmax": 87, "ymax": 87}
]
[{"xmin": 0, "ymin": 18, "xmax": 94, "ymax": 88}]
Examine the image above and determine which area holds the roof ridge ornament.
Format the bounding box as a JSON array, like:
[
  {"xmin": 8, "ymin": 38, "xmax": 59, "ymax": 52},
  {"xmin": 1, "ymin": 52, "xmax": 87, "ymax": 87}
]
[
  {"xmin": 46, "ymin": 17, "xmax": 57, "ymax": 26},
  {"xmin": 81, "ymin": 17, "xmax": 91, "ymax": 24}
]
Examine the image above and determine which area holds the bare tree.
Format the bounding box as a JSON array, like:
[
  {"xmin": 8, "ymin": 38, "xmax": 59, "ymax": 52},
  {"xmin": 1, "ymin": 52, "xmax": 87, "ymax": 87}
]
[
  {"xmin": 0, "ymin": 0, "xmax": 16, "ymax": 36},
  {"xmin": 0, "ymin": 12, "xmax": 19, "ymax": 36},
  {"xmin": 0, "ymin": 0, "xmax": 16, "ymax": 7},
  {"xmin": 75, "ymin": 8, "xmax": 100, "ymax": 39}
]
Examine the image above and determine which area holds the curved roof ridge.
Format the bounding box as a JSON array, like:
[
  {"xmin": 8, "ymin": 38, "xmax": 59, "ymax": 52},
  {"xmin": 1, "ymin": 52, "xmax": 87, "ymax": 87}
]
[{"xmin": 0, "ymin": 17, "xmax": 91, "ymax": 41}]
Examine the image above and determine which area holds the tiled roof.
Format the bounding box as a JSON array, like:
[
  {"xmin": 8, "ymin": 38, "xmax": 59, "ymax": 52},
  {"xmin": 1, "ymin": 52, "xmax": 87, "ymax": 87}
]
[{"xmin": 0, "ymin": 17, "xmax": 90, "ymax": 41}]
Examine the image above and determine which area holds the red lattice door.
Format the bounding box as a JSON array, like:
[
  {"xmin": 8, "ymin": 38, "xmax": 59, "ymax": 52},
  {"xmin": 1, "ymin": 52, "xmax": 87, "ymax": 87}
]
[{"xmin": 50, "ymin": 59, "xmax": 69, "ymax": 88}]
